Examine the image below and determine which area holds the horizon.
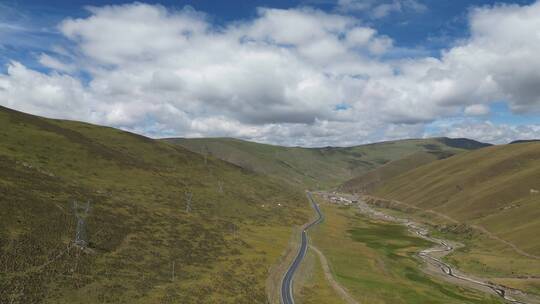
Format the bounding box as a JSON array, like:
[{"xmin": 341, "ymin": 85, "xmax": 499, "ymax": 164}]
[
  {"xmin": 1, "ymin": 0, "xmax": 540, "ymax": 146},
  {"xmin": 162, "ymin": 135, "xmax": 495, "ymax": 149},
  {"xmin": 3, "ymin": 102, "xmax": 504, "ymax": 149}
]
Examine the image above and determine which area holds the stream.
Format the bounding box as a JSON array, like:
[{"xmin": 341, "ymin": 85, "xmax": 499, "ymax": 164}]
[{"xmin": 318, "ymin": 192, "xmax": 539, "ymax": 304}]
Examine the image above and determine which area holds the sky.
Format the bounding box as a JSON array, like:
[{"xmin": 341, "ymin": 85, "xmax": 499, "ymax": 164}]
[{"xmin": 1, "ymin": 0, "xmax": 540, "ymax": 146}]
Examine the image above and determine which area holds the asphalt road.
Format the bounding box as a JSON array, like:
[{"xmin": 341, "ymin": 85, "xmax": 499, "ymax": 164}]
[{"xmin": 280, "ymin": 192, "xmax": 324, "ymax": 304}]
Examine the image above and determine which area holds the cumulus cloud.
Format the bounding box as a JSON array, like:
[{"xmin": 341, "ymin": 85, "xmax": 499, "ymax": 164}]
[
  {"xmin": 0, "ymin": 62, "xmax": 91, "ymax": 120},
  {"xmin": 0, "ymin": 2, "xmax": 539, "ymax": 146}
]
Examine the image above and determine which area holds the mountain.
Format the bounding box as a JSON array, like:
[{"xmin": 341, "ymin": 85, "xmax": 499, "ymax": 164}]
[
  {"xmin": 510, "ymin": 139, "xmax": 540, "ymax": 144},
  {"xmin": 374, "ymin": 141, "xmax": 540, "ymax": 256},
  {"xmin": 165, "ymin": 137, "xmax": 487, "ymax": 189},
  {"xmin": 340, "ymin": 138, "xmax": 491, "ymax": 193},
  {"xmin": 436, "ymin": 137, "xmax": 492, "ymax": 149},
  {"xmin": 0, "ymin": 106, "xmax": 308, "ymax": 304}
]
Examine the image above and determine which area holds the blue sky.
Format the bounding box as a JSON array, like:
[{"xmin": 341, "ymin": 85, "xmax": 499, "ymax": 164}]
[
  {"xmin": 1, "ymin": 0, "xmax": 539, "ymax": 145},
  {"xmin": 4, "ymin": 0, "xmax": 534, "ymax": 48}
]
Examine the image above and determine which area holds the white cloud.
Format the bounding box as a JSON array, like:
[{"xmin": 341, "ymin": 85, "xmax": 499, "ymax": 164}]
[
  {"xmin": 346, "ymin": 27, "xmax": 375, "ymax": 46},
  {"xmin": 429, "ymin": 119, "xmax": 540, "ymax": 144},
  {"xmin": 337, "ymin": 0, "xmax": 374, "ymax": 12},
  {"xmin": 38, "ymin": 54, "xmax": 76, "ymax": 72},
  {"xmin": 0, "ymin": 61, "xmax": 92, "ymax": 120},
  {"xmin": 373, "ymin": 2, "xmax": 401, "ymax": 18},
  {"xmin": 464, "ymin": 104, "xmax": 490, "ymax": 116},
  {"xmin": 60, "ymin": 4, "xmax": 208, "ymax": 65},
  {"xmin": 337, "ymin": 0, "xmax": 427, "ymax": 18},
  {"xmin": 0, "ymin": 2, "xmax": 540, "ymax": 146}
]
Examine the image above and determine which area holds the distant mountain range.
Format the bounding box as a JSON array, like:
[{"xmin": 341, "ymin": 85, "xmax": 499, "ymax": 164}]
[
  {"xmin": 165, "ymin": 137, "xmax": 488, "ymax": 189},
  {"xmin": 510, "ymin": 139, "xmax": 540, "ymax": 144}
]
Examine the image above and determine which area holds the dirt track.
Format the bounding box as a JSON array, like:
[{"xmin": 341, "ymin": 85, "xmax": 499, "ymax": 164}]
[{"xmin": 310, "ymin": 245, "xmax": 360, "ymax": 304}]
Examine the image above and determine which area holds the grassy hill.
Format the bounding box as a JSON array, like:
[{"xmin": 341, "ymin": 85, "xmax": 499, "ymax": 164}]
[
  {"xmin": 340, "ymin": 138, "xmax": 491, "ymax": 194},
  {"xmin": 0, "ymin": 106, "xmax": 309, "ymax": 304},
  {"xmin": 339, "ymin": 151, "xmax": 441, "ymax": 193},
  {"xmin": 375, "ymin": 142, "xmax": 540, "ymax": 255},
  {"xmin": 371, "ymin": 142, "xmax": 540, "ymax": 295},
  {"xmin": 165, "ymin": 137, "xmax": 487, "ymax": 189}
]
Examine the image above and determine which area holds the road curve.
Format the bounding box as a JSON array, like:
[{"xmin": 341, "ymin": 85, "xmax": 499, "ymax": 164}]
[{"xmin": 280, "ymin": 192, "xmax": 324, "ymax": 304}]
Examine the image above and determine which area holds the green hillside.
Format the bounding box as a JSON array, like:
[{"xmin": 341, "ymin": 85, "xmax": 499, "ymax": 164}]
[
  {"xmin": 165, "ymin": 137, "xmax": 487, "ymax": 189},
  {"xmin": 339, "ymin": 151, "xmax": 441, "ymax": 193},
  {"xmin": 375, "ymin": 142, "xmax": 540, "ymax": 255},
  {"xmin": 372, "ymin": 142, "xmax": 540, "ymax": 295},
  {"xmin": 0, "ymin": 106, "xmax": 308, "ymax": 304}
]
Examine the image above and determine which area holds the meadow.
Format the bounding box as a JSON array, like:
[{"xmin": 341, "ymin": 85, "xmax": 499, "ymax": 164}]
[
  {"xmin": 296, "ymin": 202, "xmax": 504, "ymax": 304},
  {"xmin": 372, "ymin": 142, "xmax": 540, "ymax": 295}
]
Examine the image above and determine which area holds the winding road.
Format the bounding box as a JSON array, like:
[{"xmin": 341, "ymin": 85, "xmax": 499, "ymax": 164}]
[{"xmin": 280, "ymin": 192, "xmax": 324, "ymax": 304}]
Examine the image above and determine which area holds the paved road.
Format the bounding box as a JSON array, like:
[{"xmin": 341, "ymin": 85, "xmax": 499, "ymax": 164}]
[{"xmin": 280, "ymin": 192, "xmax": 324, "ymax": 304}]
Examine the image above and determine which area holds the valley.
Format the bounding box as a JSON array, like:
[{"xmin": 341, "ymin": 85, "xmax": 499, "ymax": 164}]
[
  {"xmin": 316, "ymin": 192, "xmax": 540, "ymax": 303},
  {"xmin": 1, "ymin": 106, "xmax": 538, "ymax": 304},
  {"xmin": 168, "ymin": 137, "xmax": 487, "ymax": 189},
  {"xmin": 294, "ymin": 195, "xmax": 505, "ymax": 304}
]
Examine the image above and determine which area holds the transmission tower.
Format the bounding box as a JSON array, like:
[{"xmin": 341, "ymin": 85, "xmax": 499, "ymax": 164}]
[
  {"xmin": 185, "ymin": 191, "xmax": 193, "ymax": 213},
  {"xmin": 72, "ymin": 200, "xmax": 91, "ymax": 248},
  {"xmin": 218, "ymin": 181, "xmax": 224, "ymax": 194}
]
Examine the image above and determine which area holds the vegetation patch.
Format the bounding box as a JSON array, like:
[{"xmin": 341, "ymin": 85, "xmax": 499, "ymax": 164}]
[{"xmin": 309, "ymin": 202, "xmax": 503, "ymax": 304}]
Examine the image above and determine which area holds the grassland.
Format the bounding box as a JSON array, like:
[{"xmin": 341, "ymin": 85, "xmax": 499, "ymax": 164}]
[
  {"xmin": 364, "ymin": 198, "xmax": 540, "ymax": 296},
  {"xmin": 363, "ymin": 196, "xmax": 540, "ymax": 298},
  {"xmin": 306, "ymin": 201, "xmax": 504, "ymax": 304},
  {"xmin": 166, "ymin": 137, "xmax": 486, "ymax": 189},
  {"xmin": 375, "ymin": 142, "xmax": 540, "ymax": 255},
  {"xmin": 364, "ymin": 142, "xmax": 540, "ymax": 295},
  {"xmin": 0, "ymin": 106, "xmax": 310, "ymax": 303},
  {"xmin": 374, "ymin": 142, "xmax": 540, "ymax": 254},
  {"xmin": 375, "ymin": 142, "xmax": 540, "ymax": 247},
  {"xmin": 340, "ymin": 151, "xmax": 440, "ymax": 193}
]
